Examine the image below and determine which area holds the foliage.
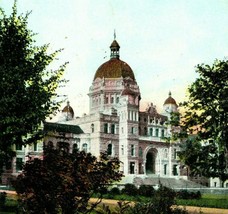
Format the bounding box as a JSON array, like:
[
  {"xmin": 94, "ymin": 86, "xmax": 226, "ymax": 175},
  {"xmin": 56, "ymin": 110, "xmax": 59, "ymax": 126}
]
[
  {"xmin": 176, "ymin": 59, "xmax": 228, "ymax": 185},
  {"xmin": 97, "ymin": 185, "xmax": 189, "ymax": 214},
  {"xmin": 138, "ymin": 185, "xmax": 155, "ymax": 197},
  {"xmin": 0, "ymin": 192, "xmax": 6, "ymax": 208},
  {"xmin": 0, "ymin": 1, "xmax": 67, "ymax": 174},
  {"xmin": 109, "ymin": 187, "xmax": 121, "ymax": 195},
  {"xmin": 176, "ymin": 190, "xmax": 201, "ymax": 200},
  {"xmin": 121, "ymin": 183, "xmax": 138, "ymax": 196},
  {"xmin": 14, "ymin": 145, "xmax": 123, "ymax": 214}
]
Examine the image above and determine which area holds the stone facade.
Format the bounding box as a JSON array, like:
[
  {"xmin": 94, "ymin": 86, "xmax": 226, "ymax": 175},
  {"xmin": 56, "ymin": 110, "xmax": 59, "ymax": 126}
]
[
  {"xmin": 1, "ymin": 39, "xmax": 185, "ymax": 185},
  {"xmin": 44, "ymin": 39, "xmax": 184, "ymax": 180}
]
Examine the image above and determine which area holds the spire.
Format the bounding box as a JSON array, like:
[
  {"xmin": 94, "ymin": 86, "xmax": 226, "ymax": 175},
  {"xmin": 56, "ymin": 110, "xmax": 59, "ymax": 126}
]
[
  {"xmin": 114, "ymin": 29, "xmax": 116, "ymax": 40},
  {"xmin": 169, "ymin": 91, "xmax": 172, "ymax": 97},
  {"xmin": 110, "ymin": 30, "xmax": 120, "ymax": 59}
]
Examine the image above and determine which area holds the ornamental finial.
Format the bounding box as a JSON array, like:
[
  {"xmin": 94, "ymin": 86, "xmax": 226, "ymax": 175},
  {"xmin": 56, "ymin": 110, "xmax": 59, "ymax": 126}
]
[{"xmin": 114, "ymin": 29, "xmax": 116, "ymax": 40}]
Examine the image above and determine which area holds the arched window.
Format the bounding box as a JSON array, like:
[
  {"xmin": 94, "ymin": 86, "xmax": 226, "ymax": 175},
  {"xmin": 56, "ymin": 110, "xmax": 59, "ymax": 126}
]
[
  {"xmin": 131, "ymin": 145, "xmax": 135, "ymax": 156},
  {"xmin": 82, "ymin": 143, "xmax": 88, "ymax": 152},
  {"xmin": 161, "ymin": 129, "xmax": 165, "ymax": 138},
  {"xmin": 149, "ymin": 128, "xmax": 153, "ymax": 136},
  {"xmin": 104, "ymin": 123, "xmax": 108, "ymax": 133},
  {"xmin": 111, "ymin": 124, "xmax": 115, "ymax": 134},
  {"xmin": 116, "ymin": 97, "xmax": 119, "ymax": 103},
  {"xmin": 155, "ymin": 128, "xmax": 159, "ymax": 137},
  {"xmin": 107, "ymin": 144, "xmax": 112, "ymax": 155},
  {"xmin": 111, "ymin": 97, "xmax": 114, "ymax": 103},
  {"xmin": 105, "ymin": 96, "xmax": 109, "ymax": 104},
  {"xmin": 73, "ymin": 144, "xmax": 78, "ymax": 153}
]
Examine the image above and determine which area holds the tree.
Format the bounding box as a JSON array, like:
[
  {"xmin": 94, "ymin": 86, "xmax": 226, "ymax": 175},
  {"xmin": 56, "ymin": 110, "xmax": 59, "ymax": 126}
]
[
  {"xmin": 0, "ymin": 3, "xmax": 67, "ymax": 175},
  {"xmin": 178, "ymin": 59, "xmax": 228, "ymax": 187},
  {"xmin": 14, "ymin": 145, "xmax": 123, "ymax": 214}
]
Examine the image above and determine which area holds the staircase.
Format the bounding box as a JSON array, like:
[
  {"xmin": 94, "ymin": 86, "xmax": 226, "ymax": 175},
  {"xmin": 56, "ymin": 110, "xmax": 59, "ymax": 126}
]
[{"xmin": 133, "ymin": 176, "xmax": 206, "ymax": 189}]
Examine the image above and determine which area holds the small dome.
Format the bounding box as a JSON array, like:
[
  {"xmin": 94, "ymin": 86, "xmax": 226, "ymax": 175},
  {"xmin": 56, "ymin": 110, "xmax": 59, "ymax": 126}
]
[
  {"xmin": 164, "ymin": 92, "xmax": 178, "ymax": 106},
  {"xmin": 62, "ymin": 101, "xmax": 74, "ymax": 119},
  {"xmin": 94, "ymin": 58, "xmax": 135, "ymax": 80}
]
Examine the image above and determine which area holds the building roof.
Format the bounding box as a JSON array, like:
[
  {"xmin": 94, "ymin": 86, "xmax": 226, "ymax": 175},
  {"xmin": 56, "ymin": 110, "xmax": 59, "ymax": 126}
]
[
  {"xmin": 62, "ymin": 101, "xmax": 74, "ymax": 119},
  {"xmin": 93, "ymin": 39, "xmax": 136, "ymax": 81},
  {"xmin": 164, "ymin": 92, "xmax": 178, "ymax": 106},
  {"xmin": 44, "ymin": 122, "xmax": 84, "ymax": 134},
  {"xmin": 94, "ymin": 58, "xmax": 135, "ymax": 81}
]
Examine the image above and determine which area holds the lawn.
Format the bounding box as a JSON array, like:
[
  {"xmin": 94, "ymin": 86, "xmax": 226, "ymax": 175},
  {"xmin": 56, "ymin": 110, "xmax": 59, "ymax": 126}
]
[{"xmin": 176, "ymin": 194, "xmax": 228, "ymax": 209}]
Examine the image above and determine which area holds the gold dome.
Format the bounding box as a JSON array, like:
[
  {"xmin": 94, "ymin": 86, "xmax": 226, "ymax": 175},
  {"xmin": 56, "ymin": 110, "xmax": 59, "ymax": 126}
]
[
  {"xmin": 94, "ymin": 58, "xmax": 135, "ymax": 80},
  {"xmin": 93, "ymin": 39, "xmax": 135, "ymax": 81}
]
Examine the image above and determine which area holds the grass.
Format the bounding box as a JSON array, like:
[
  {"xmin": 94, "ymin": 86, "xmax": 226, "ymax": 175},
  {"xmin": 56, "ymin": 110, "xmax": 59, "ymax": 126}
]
[
  {"xmin": 176, "ymin": 194, "xmax": 228, "ymax": 209},
  {"xmin": 1, "ymin": 192, "xmax": 228, "ymax": 213},
  {"xmin": 100, "ymin": 193, "xmax": 228, "ymax": 209}
]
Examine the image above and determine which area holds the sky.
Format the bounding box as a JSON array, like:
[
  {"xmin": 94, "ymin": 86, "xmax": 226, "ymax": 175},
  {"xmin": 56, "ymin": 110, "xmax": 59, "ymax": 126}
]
[{"xmin": 1, "ymin": 0, "xmax": 228, "ymax": 117}]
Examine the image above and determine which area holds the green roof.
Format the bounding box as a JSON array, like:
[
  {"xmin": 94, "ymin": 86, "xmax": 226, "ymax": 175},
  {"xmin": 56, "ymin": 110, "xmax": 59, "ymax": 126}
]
[{"xmin": 44, "ymin": 122, "xmax": 84, "ymax": 134}]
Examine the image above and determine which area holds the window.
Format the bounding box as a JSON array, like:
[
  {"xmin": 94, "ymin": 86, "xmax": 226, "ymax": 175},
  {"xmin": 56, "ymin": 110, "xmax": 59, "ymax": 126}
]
[
  {"xmin": 111, "ymin": 124, "xmax": 115, "ymax": 134},
  {"xmin": 73, "ymin": 144, "xmax": 78, "ymax": 153},
  {"xmin": 161, "ymin": 129, "xmax": 165, "ymax": 138},
  {"xmin": 116, "ymin": 97, "xmax": 119, "ymax": 103},
  {"xmin": 105, "ymin": 96, "xmax": 109, "ymax": 104},
  {"xmin": 82, "ymin": 143, "xmax": 88, "ymax": 152},
  {"xmin": 130, "ymin": 162, "xmax": 135, "ymax": 174},
  {"xmin": 107, "ymin": 144, "xmax": 112, "ymax": 155},
  {"xmin": 111, "ymin": 97, "xmax": 114, "ymax": 103},
  {"xmin": 16, "ymin": 144, "xmax": 22, "ymax": 151},
  {"xmin": 91, "ymin": 124, "xmax": 94, "ymax": 133},
  {"xmin": 131, "ymin": 145, "xmax": 135, "ymax": 156},
  {"xmin": 131, "ymin": 127, "xmax": 134, "ymax": 134},
  {"xmin": 149, "ymin": 128, "xmax": 153, "ymax": 136},
  {"xmin": 164, "ymin": 164, "xmax": 167, "ymax": 175},
  {"xmin": 16, "ymin": 158, "xmax": 23, "ymax": 172},
  {"xmin": 173, "ymin": 165, "xmax": 178, "ymax": 176},
  {"xmin": 144, "ymin": 127, "xmax": 147, "ymax": 136},
  {"xmin": 34, "ymin": 142, "xmax": 38, "ymax": 151},
  {"xmin": 155, "ymin": 128, "xmax": 159, "ymax": 137},
  {"xmin": 104, "ymin": 123, "xmax": 108, "ymax": 133},
  {"xmin": 139, "ymin": 147, "xmax": 143, "ymax": 158},
  {"xmin": 144, "ymin": 118, "xmax": 147, "ymax": 122},
  {"xmin": 121, "ymin": 145, "xmax": 124, "ymax": 155}
]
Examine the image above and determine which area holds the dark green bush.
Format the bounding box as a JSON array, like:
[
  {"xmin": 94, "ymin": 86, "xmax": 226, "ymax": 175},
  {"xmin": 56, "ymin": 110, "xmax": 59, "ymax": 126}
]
[
  {"xmin": 138, "ymin": 185, "xmax": 155, "ymax": 197},
  {"xmin": 0, "ymin": 192, "xmax": 6, "ymax": 208},
  {"xmin": 177, "ymin": 190, "xmax": 201, "ymax": 199},
  {"xmin": 121, "ymin": 183, "xmax": 138, "ymax": 196},
  {"xmin": 109, "ymin": 187, "xmax": 121, "ymax": 195}
]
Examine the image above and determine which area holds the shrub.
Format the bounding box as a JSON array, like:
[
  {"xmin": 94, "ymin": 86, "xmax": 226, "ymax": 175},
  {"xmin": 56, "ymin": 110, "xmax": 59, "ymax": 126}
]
[
  {"xmin": 0, "ymin": 192, "xmax": 6, "ymax": 208},
  {"xmin": 121, "ymin": 183, "xmax": 138, "ymax": 196},
  {"xmin": 109, "ymin": 187, "xmax": 121, "ymax": 195},
  {"xmin": 138, "ymin": 185, "xmax": 155, "ymax": 197},
  {"xmin": 177, "ymin": 190, "xmax": 201, "ymax": 200}
]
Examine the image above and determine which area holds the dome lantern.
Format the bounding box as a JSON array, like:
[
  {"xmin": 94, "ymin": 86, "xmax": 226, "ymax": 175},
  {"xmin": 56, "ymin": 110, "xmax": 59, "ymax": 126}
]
[{"xmin": 110, "ymin": 31, "xmax": 120, "ymax": 59}]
